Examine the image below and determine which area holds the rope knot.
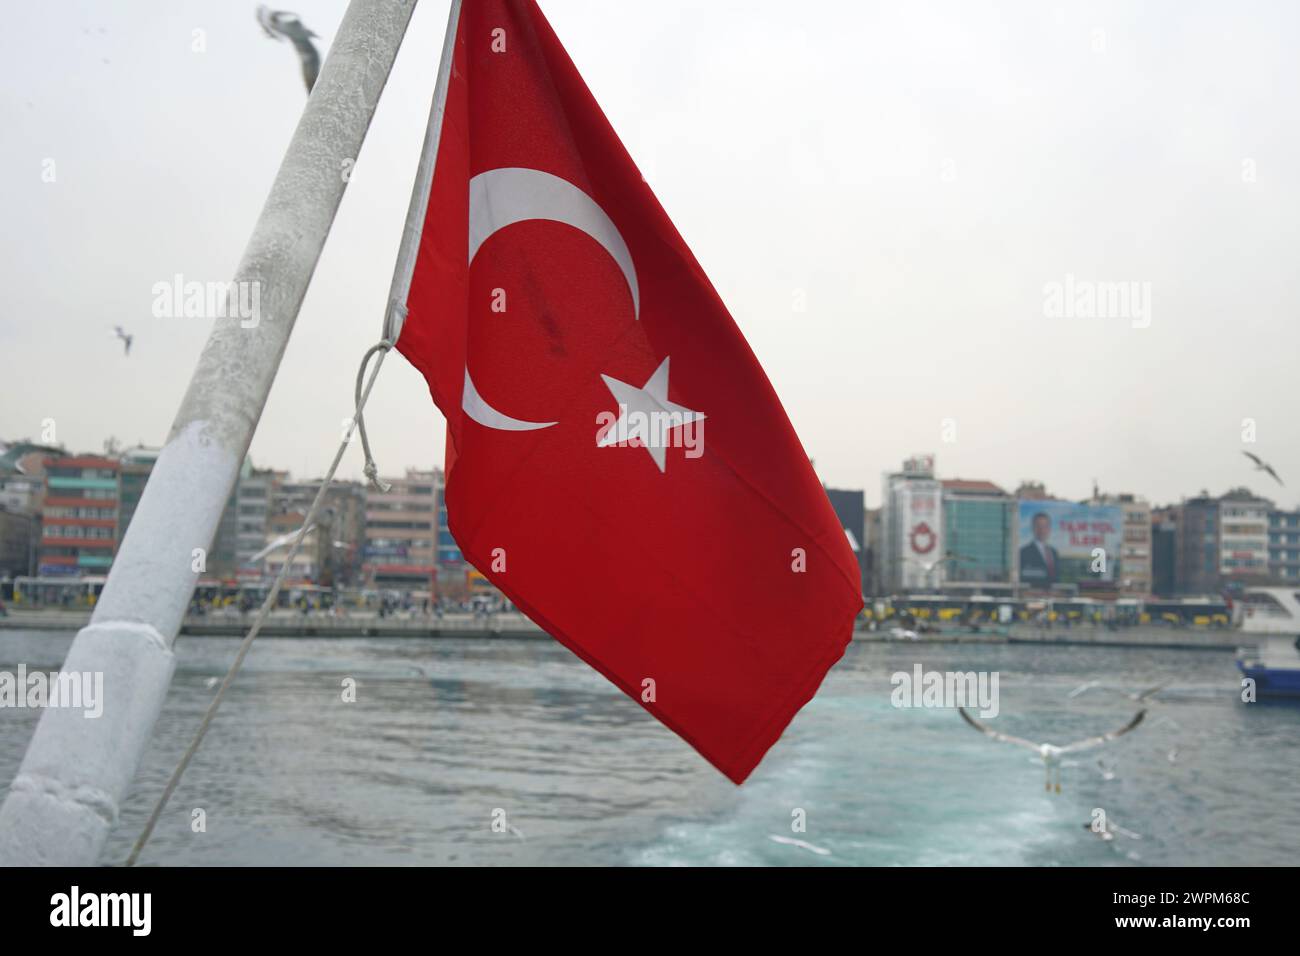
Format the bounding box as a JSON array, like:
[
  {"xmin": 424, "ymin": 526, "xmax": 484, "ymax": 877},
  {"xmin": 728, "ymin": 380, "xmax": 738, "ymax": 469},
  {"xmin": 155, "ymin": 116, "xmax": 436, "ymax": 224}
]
[
  {"xmin": 354, "ymin": 339, "xmax": 394, "ymax": 493},
  {"xmin": 364, "ymin": 460, "xmax": 392, "ymax": 493}
]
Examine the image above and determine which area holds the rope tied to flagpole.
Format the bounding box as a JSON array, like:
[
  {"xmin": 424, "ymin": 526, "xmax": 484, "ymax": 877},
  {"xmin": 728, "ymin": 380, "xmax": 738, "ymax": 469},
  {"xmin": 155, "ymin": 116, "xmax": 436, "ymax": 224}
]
[
  {"xmin": 124, "ymin": 339, "xmax": 393, "ymax": 867},
  {"xmin": 356, "ymin": 340, "xmax": 393, "ymax": 492}
]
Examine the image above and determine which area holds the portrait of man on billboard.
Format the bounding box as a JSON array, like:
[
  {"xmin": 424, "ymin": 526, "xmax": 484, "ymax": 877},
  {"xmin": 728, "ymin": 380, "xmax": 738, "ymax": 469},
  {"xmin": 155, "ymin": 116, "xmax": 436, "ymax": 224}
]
[{"xmin": 1019, "ymin": 511, "xmax": 1059, "ymax": 585}]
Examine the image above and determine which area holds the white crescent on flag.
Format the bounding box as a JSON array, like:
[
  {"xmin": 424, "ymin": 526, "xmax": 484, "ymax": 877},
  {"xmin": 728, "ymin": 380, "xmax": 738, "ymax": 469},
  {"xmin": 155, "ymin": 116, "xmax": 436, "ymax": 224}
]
[{"xmin": 462, "ymin": 166, "xmax": 640, "ymax": 431}]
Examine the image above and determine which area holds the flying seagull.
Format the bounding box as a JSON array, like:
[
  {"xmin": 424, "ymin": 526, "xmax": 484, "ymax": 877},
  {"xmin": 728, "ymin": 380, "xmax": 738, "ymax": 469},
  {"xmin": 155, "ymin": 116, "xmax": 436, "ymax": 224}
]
[
  {"xmin": 1242, "ymin": 450, "xmax": 1284, "ymax": 486},
  {"xmin": 1071, "ymin": 680, "xmax": 1165, "ymax": 702},
  {"xmin": 1128, "ymin": 681, "xmax": 1168, "ymax": 703},
  {"xmin": 958, "ymin": 707, "xmax": 1147, "ymax": 793},
  {"xmin": 257, "ymin": 6, "xmax": 321, "ymax": 93},
  {"xmin": 249, "ymin": 523, "xmax": 314, "ymax": 563},
  {"xmin": 112, "ymin": 325, "xmax": 132, "ymax": 356},
  {"xmin": 1067, "ymin": 680, "xmax": 1101, "ymax": 699},
  {"xmin": 1082, "ymin": 819, "xmax": 1141, "ymax": 842},
  {"xmin": 768, "ymin": 835, "xmax": 832, "ymax": 857}
]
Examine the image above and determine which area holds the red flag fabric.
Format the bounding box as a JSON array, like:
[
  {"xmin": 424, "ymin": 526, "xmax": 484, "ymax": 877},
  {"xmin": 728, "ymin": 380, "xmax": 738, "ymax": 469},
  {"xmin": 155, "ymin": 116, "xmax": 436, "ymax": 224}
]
[{"xmin": 397, "ymin": 0, "xmax": 862, "ymax": 783}]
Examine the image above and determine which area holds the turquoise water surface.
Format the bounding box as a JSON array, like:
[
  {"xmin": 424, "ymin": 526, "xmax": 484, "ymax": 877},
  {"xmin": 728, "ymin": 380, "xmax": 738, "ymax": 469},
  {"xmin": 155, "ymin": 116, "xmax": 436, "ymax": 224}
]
[{"xmin": 1, "ymin": 631, "xmax": 1296, "ymax": 866}]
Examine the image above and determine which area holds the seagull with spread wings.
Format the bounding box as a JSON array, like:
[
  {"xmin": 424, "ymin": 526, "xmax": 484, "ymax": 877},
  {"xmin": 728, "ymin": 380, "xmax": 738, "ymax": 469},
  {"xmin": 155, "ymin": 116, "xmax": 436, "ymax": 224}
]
[
  {"xmin": 1242, "ymin": 450, "xmax": 1284, "ymax": 486},
  {"xmin": 958, "ymin": 707, "xmax": 1147, "ymax": 793},
  {"xmin": 248, "ymin": 523, "xmax": 314, "ymax": 563},
  {"xmin": 769, "ymin": 835, "xmax": 832, "ymax": 857},
  {"xmin": 1129, "ymin": 681, "xmax": 1168, "ymax": 703},
  {"xmin": 1068, "ymin": 680, "xmax": 1165, "ymax": 702},
  {"xmin": 257, "ymin": 6, "xmax": 321, "ymax": 93},
  {"xmin": 1082, "ymin": 819, "xmax": 1141, "ymax": 842},
  {"xmin": 1066, "ymin": 679, "xmax": 1100, "ymax": 699}
]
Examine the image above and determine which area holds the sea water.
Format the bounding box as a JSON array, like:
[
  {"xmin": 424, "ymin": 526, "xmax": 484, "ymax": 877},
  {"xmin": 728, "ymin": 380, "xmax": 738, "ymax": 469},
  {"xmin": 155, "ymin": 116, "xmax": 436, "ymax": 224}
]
[{"xmin": 1, "ymin": 630, "xmax": 1297, "ymax": 866}]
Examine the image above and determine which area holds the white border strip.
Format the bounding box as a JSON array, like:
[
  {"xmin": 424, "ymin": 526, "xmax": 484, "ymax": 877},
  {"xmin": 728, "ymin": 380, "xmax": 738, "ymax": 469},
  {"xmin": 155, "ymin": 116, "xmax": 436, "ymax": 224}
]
[{"xmin": 383, "ymin": 0, "xmax": 465, "ymax": 344}]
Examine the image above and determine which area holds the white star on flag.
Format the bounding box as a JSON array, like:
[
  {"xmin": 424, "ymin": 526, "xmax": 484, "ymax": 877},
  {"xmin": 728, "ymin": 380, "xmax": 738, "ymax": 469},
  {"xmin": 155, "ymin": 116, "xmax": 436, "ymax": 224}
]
[{"xmin": 598, "ymin": 356, "xmax": 705, "ymax": 473}]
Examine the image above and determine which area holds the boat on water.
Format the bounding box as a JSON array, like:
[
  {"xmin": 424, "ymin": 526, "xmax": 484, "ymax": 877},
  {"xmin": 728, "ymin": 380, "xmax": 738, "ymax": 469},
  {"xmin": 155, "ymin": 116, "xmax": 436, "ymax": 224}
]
[{"xmin": 1235, "ymin": 587, "xmax": 1300, "ymax": 698}]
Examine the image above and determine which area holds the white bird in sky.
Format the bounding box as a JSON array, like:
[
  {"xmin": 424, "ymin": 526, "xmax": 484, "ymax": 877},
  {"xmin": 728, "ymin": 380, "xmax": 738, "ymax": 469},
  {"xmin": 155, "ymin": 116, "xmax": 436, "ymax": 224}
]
[
  {"xmin": 112, "ymin": 325, "xmax": 133, "ymax": 356},
  {"xmin": 958, "ymin": 707, "xmax": 1147, "ymax": 793},
  {"xmin": 257, "ymin": 6, "xmax": 321, "ymax": 93},
  {"xmin": 1242, "ymin": 450, "xmax": 1284, "ymax": 486}
]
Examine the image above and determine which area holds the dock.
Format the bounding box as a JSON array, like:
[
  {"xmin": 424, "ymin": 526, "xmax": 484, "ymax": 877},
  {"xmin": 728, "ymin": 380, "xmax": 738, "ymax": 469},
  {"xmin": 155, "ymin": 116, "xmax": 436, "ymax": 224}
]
[
  {"xmin": 0, "ymin": 608, "xmax": 549, "ymax": 640},
  {"xmin": 0, "ymin": 609, "xmax": 1246, "ymax": 650}
]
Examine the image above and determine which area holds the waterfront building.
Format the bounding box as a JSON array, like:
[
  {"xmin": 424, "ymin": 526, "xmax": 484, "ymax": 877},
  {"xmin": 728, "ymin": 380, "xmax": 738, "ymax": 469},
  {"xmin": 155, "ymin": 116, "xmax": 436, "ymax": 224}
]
[
  {"xmin": 1173, "ymin": 494, "xmax": 1220, "ymax": 595},
  {"xmin": 0, "ymin": 443, "xmax": 57, "ymax": 581},
  {"xmin": 1217, "ymin": 488, "xmax": 1272, "ymax": 586},
  {"xmin": 864, "ymin": 507, "xmax": 882, "ymax": 596},
  {"xmin": 363, "ymin": 469, "xmax": 437, "ymax": 591},
  {"xmin": 941, "ymin": 479, "xmax": 1014, "ymax": 591},
  {"xmin": 1166, "ymin": 489, "xmax": 1272, "ymax": 594},
  {"xmin": 825, "ymin": 486, "xmax": 868, "ymax": 596},
  {"xmin": 38, "ymin": 455, "xmax": 119, "ymax": 578},
  {"xmin": 1089, "ymin": 492, "xmax": 1152, "ymax": 596},
  {"xmin": 275, "ymin": 478, "xmax": 367, "ymax": 586},
  {"xmin": 1151, "ymin": 507, "xmax": 1178, "ymax": 596},
  {"xmin": 881, "ymin": 455, "xmax": 944, "ymax": 593},
  {"xmin": 0, "ymin": 443, "xmax": 60, "ymax": 515},
  {"xmin": 0, "ymin": 507, "xmax": 36, "ymax": 580},
  {"xmin": 0, "ymin": 475, "xmax": 42, "ymax": 516},
  {"xmin": 235, "ymin": 467, "xmax": 283, "ymax": 576},
  {"xmin": 1268, "ymin": 506, "xmax": 1300, "ymax": 582}
]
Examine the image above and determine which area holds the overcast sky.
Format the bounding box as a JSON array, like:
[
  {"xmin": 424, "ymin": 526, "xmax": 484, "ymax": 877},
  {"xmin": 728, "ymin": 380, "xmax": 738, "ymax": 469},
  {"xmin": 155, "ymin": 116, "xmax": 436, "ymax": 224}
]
[{"xmin": 2, "ymin": 0, "xmax": 1297, "ymax": 508}]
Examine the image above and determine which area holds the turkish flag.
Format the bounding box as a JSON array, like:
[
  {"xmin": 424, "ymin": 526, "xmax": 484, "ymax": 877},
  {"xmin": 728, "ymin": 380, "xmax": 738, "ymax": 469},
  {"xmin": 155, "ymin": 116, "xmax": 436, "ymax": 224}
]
[{"xmin": 397, "ymin": 0, "xmax": 862, "ymax": 783}]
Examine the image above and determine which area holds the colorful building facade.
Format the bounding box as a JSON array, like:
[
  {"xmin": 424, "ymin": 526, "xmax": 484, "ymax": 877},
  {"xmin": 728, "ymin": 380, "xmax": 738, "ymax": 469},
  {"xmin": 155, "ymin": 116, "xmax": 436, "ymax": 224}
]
[{"xmin": 39, "ymin": 456, "xmax": 119, "ymax": 578}]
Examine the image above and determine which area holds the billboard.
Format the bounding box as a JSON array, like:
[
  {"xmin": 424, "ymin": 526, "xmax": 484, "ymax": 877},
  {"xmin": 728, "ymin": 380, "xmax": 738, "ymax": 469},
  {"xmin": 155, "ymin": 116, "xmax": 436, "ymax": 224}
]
[
  {"xmin": 897, "ymin": 481, "xmax": 943, "ymax": 589},
  {"xmin": 1017, "ymin": 500, "xmax": 1122, "ymax": 586}
]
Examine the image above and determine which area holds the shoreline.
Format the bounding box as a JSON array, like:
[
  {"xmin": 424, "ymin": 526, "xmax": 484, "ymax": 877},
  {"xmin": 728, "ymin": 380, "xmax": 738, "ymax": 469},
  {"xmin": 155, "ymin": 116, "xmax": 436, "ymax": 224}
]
[{"xmin": 0, "ymin": 609, "xmax": 1243, "ymax": 651}]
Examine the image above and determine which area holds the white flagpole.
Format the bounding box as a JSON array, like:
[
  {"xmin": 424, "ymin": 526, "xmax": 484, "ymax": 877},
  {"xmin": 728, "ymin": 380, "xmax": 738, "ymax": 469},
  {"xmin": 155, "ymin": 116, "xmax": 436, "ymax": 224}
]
[{"xmin": 0, "ymin": 0, "xmax": 420, "ymax": 866}]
